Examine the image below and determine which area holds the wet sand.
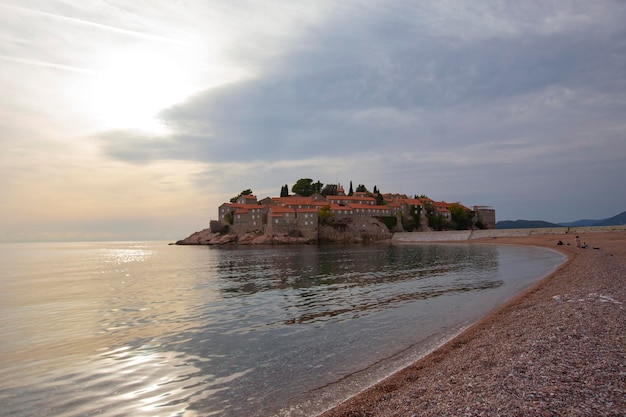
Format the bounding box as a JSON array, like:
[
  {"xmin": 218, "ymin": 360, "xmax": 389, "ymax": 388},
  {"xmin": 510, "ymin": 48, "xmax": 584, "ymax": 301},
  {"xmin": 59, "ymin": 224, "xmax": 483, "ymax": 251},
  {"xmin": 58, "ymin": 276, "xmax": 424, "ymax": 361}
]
[{"xmin": 319, "ymin": 231, "xmax": 625, "ymax": 416}]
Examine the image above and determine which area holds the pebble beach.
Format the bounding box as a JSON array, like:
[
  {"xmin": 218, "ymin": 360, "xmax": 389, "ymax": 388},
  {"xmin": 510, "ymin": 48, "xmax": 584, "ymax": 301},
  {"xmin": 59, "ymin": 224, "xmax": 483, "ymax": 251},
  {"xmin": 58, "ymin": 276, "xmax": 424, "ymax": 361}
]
[{"xmin": 319, "ymin": 230, "xmax": 625, "ymax": 416}]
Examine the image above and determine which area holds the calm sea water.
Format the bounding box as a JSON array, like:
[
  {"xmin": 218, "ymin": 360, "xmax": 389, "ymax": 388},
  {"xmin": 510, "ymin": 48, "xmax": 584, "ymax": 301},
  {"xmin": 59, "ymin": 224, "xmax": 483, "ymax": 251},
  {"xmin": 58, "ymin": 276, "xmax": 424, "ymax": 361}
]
[{"xmin": 0, "ymin": 241, "xmax": 565, "ymax": 417}]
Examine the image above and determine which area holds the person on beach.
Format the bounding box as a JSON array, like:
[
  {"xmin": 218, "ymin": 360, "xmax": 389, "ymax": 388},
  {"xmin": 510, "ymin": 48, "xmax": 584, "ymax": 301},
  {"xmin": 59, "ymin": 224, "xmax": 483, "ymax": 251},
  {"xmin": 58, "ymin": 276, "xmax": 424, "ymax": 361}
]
[{"xmin": 576, "ymin": 236, "xmax": 581, "ymax": 248}]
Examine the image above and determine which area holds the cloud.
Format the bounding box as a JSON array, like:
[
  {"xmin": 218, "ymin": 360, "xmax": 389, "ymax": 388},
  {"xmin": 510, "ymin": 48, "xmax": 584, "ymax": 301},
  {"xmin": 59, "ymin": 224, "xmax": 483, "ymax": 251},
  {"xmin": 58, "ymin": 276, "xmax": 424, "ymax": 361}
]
[
  {"xmin": 1, "ymin": 3, "xmax": 187, "ymax": 45},
  {"xmin": 5, "ymin": 0, "xmax": 623, "ymax": 236},
  {"xmin": 95, "ymin": 1, "xmax": 626, "ymax": 175}
]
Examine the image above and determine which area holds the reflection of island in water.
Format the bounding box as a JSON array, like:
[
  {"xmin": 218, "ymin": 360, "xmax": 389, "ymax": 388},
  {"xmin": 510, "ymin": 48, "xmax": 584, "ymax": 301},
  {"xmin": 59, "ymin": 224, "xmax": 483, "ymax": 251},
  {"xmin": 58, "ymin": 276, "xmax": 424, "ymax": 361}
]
[
  {"xmin": 2, "ymin": 241, "xmax": 563, "ymax": 417},
  {"xmin": 215, "ymin": 244, "xmax": 501, "ymax": 326}
]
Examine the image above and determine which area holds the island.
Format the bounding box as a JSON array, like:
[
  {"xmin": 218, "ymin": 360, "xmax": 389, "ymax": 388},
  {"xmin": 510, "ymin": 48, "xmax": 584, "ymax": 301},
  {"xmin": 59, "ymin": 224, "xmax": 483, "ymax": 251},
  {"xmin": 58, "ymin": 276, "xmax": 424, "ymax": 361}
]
[{"xmin": 177, "ymin": 179, "xmax": 495, "ymax": 245}]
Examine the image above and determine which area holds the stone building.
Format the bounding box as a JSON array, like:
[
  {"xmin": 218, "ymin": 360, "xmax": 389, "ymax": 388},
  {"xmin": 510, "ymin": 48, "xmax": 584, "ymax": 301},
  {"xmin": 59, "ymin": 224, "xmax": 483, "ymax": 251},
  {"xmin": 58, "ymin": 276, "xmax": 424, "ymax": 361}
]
[
  {"xmin": 474, "ymin": 206, "xmax": 496, "ymax": 229},
  {"xmin": 212, "ymin": 190, "xmax": 495, "ymax": 240}
]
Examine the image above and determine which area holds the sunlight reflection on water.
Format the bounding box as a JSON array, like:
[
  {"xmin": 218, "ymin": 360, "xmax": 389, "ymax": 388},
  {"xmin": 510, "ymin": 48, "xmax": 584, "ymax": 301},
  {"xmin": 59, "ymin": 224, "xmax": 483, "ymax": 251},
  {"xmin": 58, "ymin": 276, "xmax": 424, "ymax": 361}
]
[
  {"xmin": 102, "ymin": 247, "xmax": 153, "ymax": 264},
  {"xmin": 0, "ymin": 242, "xmax": 565, "ymax": 417}
]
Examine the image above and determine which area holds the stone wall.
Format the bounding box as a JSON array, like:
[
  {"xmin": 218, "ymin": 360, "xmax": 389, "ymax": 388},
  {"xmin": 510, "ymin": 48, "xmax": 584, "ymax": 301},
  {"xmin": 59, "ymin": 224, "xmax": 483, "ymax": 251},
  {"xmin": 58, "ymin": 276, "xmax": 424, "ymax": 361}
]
[{"xmin": 392, "ymin": 225, "xmax": 626, "ymax": 242}]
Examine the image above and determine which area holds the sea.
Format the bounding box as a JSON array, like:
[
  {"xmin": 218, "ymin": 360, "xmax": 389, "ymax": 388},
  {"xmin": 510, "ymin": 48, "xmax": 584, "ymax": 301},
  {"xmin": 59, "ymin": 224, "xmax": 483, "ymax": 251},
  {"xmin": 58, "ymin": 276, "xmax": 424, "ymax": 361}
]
[{"xmin": 0, "ymin": 241, "xmax": 566, "ymax": 417}]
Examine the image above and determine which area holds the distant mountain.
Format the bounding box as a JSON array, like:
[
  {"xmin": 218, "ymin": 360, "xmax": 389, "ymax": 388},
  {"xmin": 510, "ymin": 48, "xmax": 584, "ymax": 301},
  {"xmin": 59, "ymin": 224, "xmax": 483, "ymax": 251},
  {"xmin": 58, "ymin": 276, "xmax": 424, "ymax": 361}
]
[
  {"xmin": 558, "ymin": 210, "xmax": 626, "ymax": 227},
  {"xmin": 497, "ymin": 220, "xmax": 564, "ymax": 229},
  {"xmin": 593, "ymin": 211, "xmax": 626, "ymax": 226},
  {"xmin": 558, "ymin": 219, "xmax": 602, "ymax": 227},
  {"xmin": 501, "ymin": 210, "xmax": 626, "ymax": 229}
]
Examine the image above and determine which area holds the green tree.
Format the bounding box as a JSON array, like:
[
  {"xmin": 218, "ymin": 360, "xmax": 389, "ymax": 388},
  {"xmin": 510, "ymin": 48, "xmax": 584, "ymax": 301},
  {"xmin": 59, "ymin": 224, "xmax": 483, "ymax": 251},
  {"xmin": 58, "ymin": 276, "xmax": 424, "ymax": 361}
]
[
  {"xmin": 292, "ymin": 178, "xmax": 313, "ymax": 196},
  {"xmin": 280, "ymin": 184, "xmax": 289, "ymax": 197},
  {"xmin": 449, "ymin": 203, "xmax": 474, "ymax": 230},
  {"xmin": 406, "ymin": 204, "xmax": 421, "ymax": 231},
  {"xmin": 230, "ymin": 189, "xmax": 253, "ymax": 203},
  {"xmin": 313, "ymin": 180, "xmax": 323, "ymax": 194},
  {"xmin": 381, "ymin": 216, "xmax": 398, "ymax": 231},
  {"xmin": 356, "ymin": 184, "xmax": 367, "ymax": 193},
  {"xmin": 348, "ymin": 181, "xmax": 354, "ymax": 196},
  {"xmin": 401, "ymin": 215, "xmax": 416, "ymax": 232},
  {"xmin": 321, "ymin": 183, "xmax": 338, "ymax": 196},
  {"xmin": 291, "ymin": 178, "xmax": 323, "ymax": 196},
  {"xmin": 427, "ymin": 213, "xmax": 447, "ymax": 231},
  {"xmin": 317, "ymin": 205, "xmax": 333, "ymax": 225}
]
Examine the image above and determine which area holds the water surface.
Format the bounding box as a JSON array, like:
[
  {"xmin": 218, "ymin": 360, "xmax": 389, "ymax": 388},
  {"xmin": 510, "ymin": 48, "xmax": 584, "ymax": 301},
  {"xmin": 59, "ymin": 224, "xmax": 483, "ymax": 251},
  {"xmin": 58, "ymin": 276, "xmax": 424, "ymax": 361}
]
[{"xmin": 0, "ymin": 242, "xmax": 565, "ymax": 416}]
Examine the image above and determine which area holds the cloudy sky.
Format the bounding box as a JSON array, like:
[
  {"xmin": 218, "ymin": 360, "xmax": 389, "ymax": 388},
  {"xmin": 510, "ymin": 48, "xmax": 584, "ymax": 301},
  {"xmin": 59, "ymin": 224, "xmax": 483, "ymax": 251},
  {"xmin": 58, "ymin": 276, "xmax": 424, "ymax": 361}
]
[{"xmin": 1, "ymin": 1, "xmax": 625, "ymax": 241}]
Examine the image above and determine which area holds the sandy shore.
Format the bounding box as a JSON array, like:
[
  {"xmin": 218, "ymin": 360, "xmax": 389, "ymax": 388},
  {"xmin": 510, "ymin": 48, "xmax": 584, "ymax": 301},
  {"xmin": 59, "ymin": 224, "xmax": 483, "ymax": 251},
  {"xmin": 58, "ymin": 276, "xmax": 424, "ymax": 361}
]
[{"xmin": 319, "ymin": 231, "xmax": 625, "ymax": 416}]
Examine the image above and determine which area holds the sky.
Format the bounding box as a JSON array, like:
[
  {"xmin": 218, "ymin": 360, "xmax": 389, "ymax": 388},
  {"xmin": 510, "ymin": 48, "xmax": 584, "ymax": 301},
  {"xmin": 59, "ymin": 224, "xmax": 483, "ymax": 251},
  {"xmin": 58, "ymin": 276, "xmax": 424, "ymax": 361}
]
[{"xmin": 1, "ymin": 1, "xmax": 625, "ymax": 242}]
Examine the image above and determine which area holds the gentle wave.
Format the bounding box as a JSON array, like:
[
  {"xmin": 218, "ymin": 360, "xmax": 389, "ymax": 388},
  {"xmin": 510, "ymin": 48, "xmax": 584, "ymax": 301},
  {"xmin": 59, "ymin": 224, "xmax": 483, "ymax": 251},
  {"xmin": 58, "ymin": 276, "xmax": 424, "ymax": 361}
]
[{"xmin": 0, "ymin": 242, "xmax": 565, "ymax": 416}]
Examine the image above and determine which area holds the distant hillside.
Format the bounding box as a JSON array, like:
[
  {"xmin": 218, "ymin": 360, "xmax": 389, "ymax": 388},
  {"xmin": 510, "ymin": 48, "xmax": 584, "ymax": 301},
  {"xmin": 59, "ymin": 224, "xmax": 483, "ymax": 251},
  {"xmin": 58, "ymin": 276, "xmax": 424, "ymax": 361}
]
[
  {"xmin": 558, "ymin": 210, "xmax": 626, "ymax": 227},
  {"xmin": 496, "ymin": 220, "xmax": 564, "ymax": 229},
  {"xmin": 593, "ymin": 211, "xmax": 626, "ymax": 226},
  {"xmin": 499, "ymin": 210, "xmax": 626, "ymax": 229},
  {"xmin": 558, "ymin": 219, "xmax": 601, "ymax": 227}
]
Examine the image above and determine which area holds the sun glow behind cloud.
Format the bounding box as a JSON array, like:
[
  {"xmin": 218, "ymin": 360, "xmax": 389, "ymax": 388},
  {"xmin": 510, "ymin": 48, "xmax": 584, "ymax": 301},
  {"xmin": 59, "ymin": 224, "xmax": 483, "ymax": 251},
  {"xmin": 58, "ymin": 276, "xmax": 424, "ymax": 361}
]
[
  {"xmin": 87, "ymin": 49, "xmax": 197, "ymax": 134},
  {"xmin": 0, "ymin": 2, "xmax": 254, "ymax": 135}
]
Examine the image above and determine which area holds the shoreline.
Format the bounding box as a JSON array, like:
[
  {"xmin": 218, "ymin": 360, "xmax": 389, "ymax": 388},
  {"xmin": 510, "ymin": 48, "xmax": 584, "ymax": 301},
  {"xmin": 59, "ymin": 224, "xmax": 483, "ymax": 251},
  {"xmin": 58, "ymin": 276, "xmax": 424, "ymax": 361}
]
[{"xmin": 318, "ymin": 230, "xmax": 625, "ymax": 416}]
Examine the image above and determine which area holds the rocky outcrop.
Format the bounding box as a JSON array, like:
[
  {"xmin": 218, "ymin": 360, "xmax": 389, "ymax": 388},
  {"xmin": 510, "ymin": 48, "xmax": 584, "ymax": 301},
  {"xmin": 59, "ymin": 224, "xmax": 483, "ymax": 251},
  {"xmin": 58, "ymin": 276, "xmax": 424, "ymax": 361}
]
[
  {"xmin": 177, "ymin": 216, "xmax": 395, "ymax": 245},
  {"xmin": 176, "ymin": 229, "xmax": 318, "ymax": 245},
  {"xmin": 175, "ymin": 229, "xmax": 237, "ymax": 245},
  {"xmin": 270, "ymin": 235, "xmax": 317, "ymax": 245},
  {"xmin": 318, "ymin": 217, "xmax": 392, "ymax": 243}
]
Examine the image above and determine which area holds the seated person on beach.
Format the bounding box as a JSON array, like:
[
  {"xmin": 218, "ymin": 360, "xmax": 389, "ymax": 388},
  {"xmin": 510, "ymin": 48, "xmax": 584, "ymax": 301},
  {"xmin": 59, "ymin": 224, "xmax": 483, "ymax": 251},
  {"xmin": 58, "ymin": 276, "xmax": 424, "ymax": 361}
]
[{"xmin": 582, "ymin": 242, "xmax": 588, "ymax": 249}]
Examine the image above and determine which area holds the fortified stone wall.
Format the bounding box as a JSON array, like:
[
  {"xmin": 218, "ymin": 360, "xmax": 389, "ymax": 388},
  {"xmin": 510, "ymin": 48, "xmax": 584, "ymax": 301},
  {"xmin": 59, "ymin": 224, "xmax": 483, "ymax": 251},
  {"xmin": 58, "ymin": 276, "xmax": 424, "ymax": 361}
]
[
  {"xmin": 392, "ymin": 225, "xmax": 626, "ymax": 242},
  {"xmin": 473, "ymin": 206, "xmax": 496, "ymax": 229}
]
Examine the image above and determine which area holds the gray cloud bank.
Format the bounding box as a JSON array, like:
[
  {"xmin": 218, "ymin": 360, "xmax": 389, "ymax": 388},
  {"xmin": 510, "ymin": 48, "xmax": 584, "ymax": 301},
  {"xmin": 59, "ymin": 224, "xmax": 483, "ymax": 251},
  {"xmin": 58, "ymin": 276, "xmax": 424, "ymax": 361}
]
[
  {"xmin": 100, "ymin": 2, "xmax": 625, "ymax": 160},
  {"xmin": 98, "ymin": 1, "xmax": 626, "ymax": 220}
]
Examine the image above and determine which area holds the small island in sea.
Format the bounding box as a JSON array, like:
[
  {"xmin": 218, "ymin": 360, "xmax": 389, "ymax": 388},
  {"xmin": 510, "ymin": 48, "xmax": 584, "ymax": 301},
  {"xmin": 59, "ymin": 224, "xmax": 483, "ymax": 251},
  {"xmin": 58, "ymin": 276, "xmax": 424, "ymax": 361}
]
[{"xmin": 177, "ymin": 178, "xmax": 495, "ymax": 245}]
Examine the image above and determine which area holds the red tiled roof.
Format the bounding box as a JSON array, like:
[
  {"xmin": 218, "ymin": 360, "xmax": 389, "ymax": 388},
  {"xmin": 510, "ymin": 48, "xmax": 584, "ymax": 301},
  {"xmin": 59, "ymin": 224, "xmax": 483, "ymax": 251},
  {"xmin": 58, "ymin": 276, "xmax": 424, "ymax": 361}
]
[
  {"xmin": 228, "ymin": 203, "xmax": 255, "ymax": 209},
  {"xmin": 272, "ymin": 196, "xmax": 318, "ymax": 206},
  {"xmin": 327, "ymin": 195, "xmax": 375, "ymax": 203},
  {"xmin": 329, "ymin": 204, "xmax": 353, "ymax": 211},
  {"xmin": 350, "ymin": 204, "xmax": 391, "ymax": 211},
  {"xmin": 402, "ymin": 198, "xmax": 423, "ymax": 206},
  {"xmin": 269, "ymin": 206, "xmax": 295, "ymax": 213}
]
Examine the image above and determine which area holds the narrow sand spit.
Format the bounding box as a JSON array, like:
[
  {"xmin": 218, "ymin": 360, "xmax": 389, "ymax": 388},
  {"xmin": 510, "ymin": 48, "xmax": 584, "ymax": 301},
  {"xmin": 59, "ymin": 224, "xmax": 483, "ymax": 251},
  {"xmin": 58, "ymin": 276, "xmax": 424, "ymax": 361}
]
[{"xmin": 319, "ymin": 231, "xmax": 625, "ymax": 417}]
